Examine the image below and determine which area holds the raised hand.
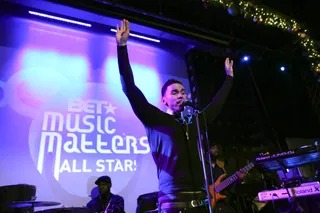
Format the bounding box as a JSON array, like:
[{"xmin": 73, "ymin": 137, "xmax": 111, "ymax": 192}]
[
  {"xmin": 116, "ymin": 19, "xmax": 130, "ymax": 46},
  {"xmin": 225, "ymin": 58, "xmax": 234, "ymax": 77}
]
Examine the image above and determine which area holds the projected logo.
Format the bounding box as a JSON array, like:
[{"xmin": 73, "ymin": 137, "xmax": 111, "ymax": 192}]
[
  {"xmin": 1, "ymin": 67, "xmax": 152, "ymax": 195},
  {"xmin": 38, "ymin": 98, "xmax": 150, "ymax": 176},
  {"xmin": 29, "ymin": 84, "xmax": 151, "ymax": 195}
]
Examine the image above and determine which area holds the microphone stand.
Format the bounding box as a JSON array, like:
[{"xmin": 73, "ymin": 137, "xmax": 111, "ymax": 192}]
[{"xmin": 190, "ymin": 106, "xmax": 214, "ymax": 213}]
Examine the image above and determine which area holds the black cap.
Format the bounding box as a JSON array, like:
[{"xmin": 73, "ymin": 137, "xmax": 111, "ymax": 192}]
[
  {"xmin": 208, "ymin": 140, "xmax": 217, "ymax": 148},
  {"xmin": 95, "ymin": 176, "xmax": 111, "ymax": 185}
]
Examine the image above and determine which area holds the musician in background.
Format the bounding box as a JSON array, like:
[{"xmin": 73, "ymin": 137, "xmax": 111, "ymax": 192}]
[
  {"xmin": 208, "ymin": 142, "xmax": 246, "ymax": 213},
  {"xmin": 86, "ymin": 176, "xmax": 125, "ymax": 213}
]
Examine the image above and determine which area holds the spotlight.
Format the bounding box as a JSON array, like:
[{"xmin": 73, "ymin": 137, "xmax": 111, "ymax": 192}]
[
  {"xmin": 110, "ymin": 29, "xmax": 160, "ymax": 43},
  {"xmin": 28, "ymin": 11, "xmax": 92, "ymax": 27},
  {"xmin": 242, "ymin": 56, "xmax": 250, "ymax": 62},
  {"xmin": 280, "ymin": 66, "xmax": 286, "ymax": 71},
  {"xmin": 227, "ymin": 2, "xmax": 239, "ymax": 16}
]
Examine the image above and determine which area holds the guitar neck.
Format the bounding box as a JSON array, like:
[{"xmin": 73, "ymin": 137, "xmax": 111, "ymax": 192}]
[{"xmin": 215, "ymin": 162, "xmax": 254, "ymax": 193}]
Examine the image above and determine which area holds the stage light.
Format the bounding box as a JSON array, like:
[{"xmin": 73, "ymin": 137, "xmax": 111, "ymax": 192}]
[
  {"xmin": 28, "ymin": 11, "xmax": 92, "ymax": 27},
  {"xmin": 242, "ymin": 56, "xmax": 250, "ymax": 62},
  {"xmin": 280, "ymin": 66, "xmax": 286, "ymax": 71},
  {"xmin": 110, "ymin": 29, "xmax": 160, "ymax": 43}
]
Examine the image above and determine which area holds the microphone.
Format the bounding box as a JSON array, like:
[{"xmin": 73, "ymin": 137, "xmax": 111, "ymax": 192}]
[{"xmin": 182, "ymin": 100, "xmax": 199, "ymax": 110}]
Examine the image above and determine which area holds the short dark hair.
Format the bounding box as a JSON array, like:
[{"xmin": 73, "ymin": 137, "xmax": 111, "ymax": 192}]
[{"xmin": 161, "ymin": 79, "xmax": 183, "ymax": 97}]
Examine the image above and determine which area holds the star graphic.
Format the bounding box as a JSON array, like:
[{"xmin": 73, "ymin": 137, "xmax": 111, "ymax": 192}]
[{"xmin": 104, "ymin": 103, "xmax": 117, "ymax": 115}]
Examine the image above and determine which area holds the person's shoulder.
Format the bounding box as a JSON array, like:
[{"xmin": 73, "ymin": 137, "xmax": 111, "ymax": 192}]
[
  {"xmin": 113, "ymin": 194, "xmax": 124, "ymax": 201},
  {"xmin": 114, "ymin": 194, "xmax": 124, "ymax": 199},
  {"xmin": 88, "ymin": 196, "xmax": 100, "ymax": 202},
  {"xmin": 86, "ymin": 197, "xmax": 98, "ymax": 207}
]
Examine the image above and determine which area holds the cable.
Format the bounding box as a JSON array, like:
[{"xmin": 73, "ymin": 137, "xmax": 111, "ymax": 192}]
[
  {"xmin": 272, "ymin": 167, "xmax": 305, "ymax": 213},
  {"xmin": 246, "ymin": 63, "xmax": 300, "ymax": 213},
  {"xmin": 246, "ymin": 64, "xmax": 283, "ymax": 151},
  {"xmin": 202, "ymin": 110, "xmax": 217, "ymax": 213},
  {"xmin": 271, "ymin": 194, "xmax": 294, "ymax": 213}
]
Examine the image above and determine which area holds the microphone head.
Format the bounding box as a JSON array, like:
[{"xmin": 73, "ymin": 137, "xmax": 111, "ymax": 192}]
[
  {"xmin": 182, "ymin": 100, "xmax": 193, "ymax": 107},
  {"xmin": 182, "ymin": 100, "xmax": 200, "ymax": 111},
  {"xmin": 182, "ymin": 100, "xmax": 198, "ymax": 108}
]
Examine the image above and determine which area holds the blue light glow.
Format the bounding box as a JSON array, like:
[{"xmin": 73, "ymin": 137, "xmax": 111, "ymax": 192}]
[
  {"xmin": 29, "ymin": 11, "xmax": 91, "ymax": 27},
  {"xmin": 104, "ymin": 57, "xmax": 161, "ymax": 105},
  {"xmin": 110, "ymin": 29, "xmax": 160, "ymax": 43},
  {"xmin": 280, "ymin": 66, "xmax": 286, "ymax": 71},
  {"xmin": 20, "ymin": 49, "xmax": 89, "ymax": 99},
  {"xmin": 242, "ymin": 56, "xmax": 250, "ymax": 62}
]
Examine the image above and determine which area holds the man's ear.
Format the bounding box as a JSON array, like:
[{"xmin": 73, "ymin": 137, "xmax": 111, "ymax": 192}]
[{"xmin": 161, "ymin": 97, "xmax": 167, "ymax": 106}]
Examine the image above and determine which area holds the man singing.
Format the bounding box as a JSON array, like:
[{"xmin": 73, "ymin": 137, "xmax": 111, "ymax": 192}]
[{"xmin": 116, "ymin": 19, "xmax": 234, "ymax": 213}]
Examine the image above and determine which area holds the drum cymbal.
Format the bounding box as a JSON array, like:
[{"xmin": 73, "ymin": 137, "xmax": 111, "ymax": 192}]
[
  {"xmin": 145, "ymin": 209, "xmax": 158, "ymax": 213},
  {"xmin": 6, "ymin": 201, "xmax": 61, "ymax": 208},
  {"xmin": 36, "ymin": 207, "xmax": 96, "ymax": 213},
  {"xmin": 0, "ymin": 184, "xmax": 36, "ymax": 204}
]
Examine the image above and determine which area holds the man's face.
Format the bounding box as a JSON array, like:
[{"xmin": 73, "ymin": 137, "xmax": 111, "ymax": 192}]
[
  {"xmin": 98, "ymin": 182, "xmax": 111, "ymax": 195},
  {"xmin": 162, "ymin": 83, "xmax": 187, "ymax": 113},
  {"xmin": 210, "ymin": 145, "xmax": 221, "ymax": 158}
]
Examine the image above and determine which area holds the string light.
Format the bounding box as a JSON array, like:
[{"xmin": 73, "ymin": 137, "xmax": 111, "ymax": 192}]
[{"xmin": 205, "ymin": 0, "xmax": 320, "ymax": 73}]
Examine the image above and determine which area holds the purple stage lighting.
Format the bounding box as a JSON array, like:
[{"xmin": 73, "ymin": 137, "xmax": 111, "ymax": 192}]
[
  {"xmin": 110, "ymin": 29, "xmax": 160, "ymax": 43},
  {"xmin": 28, "ymin": 11, "xmax": 92, "ymax": 27}
]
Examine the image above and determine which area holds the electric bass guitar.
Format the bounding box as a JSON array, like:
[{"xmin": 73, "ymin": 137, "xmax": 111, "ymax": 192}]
[{"xmin": 209, "ymin": 162, "xmax": 255, "ymax": 209}]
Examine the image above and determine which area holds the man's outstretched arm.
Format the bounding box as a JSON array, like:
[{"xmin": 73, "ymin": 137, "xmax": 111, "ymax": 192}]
[{"xmin": 116, "ymin": 20, "xmax": 171, "ymax": 126}]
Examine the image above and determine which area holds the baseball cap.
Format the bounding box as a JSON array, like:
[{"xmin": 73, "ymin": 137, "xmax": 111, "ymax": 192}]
[{"xmin": 95, "ymin": 176, "xmax": 111, "ymax": 185}]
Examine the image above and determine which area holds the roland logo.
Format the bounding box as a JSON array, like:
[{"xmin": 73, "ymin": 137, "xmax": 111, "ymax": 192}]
[{"xmin": 295, "ymin": 188, "xmax": 313, "ymax": 194}]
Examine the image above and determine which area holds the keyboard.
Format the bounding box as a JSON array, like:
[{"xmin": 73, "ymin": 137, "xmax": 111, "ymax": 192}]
[
  {"xmin": 258, "ymin": 182, "xmax": 320, "ymax": 202},
  {"xmin": 255, "ymin": 144, "xmax": 320, "ymax": 172}
]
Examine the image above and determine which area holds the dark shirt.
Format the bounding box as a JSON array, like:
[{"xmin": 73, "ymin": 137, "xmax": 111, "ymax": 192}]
[
  {"xmin": 209, "ymin": 163, "xmax": 225, "ymax": 184},
  {"xmin": 86, "ymin": 194, "xmax": 125, "ymax": 213},
  {"xmin": 117, "ymin": 45, "xmax": 233, "ymax": 203}
]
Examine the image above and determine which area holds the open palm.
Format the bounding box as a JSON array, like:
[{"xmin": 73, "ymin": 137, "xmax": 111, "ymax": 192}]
[
  {"xmin": 116, "ymin": 19, "xmax": 130, "ymax": 46},
  {"xmin": 225, "ymin": 58, "xmax": 234, "ymax": 77}
]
